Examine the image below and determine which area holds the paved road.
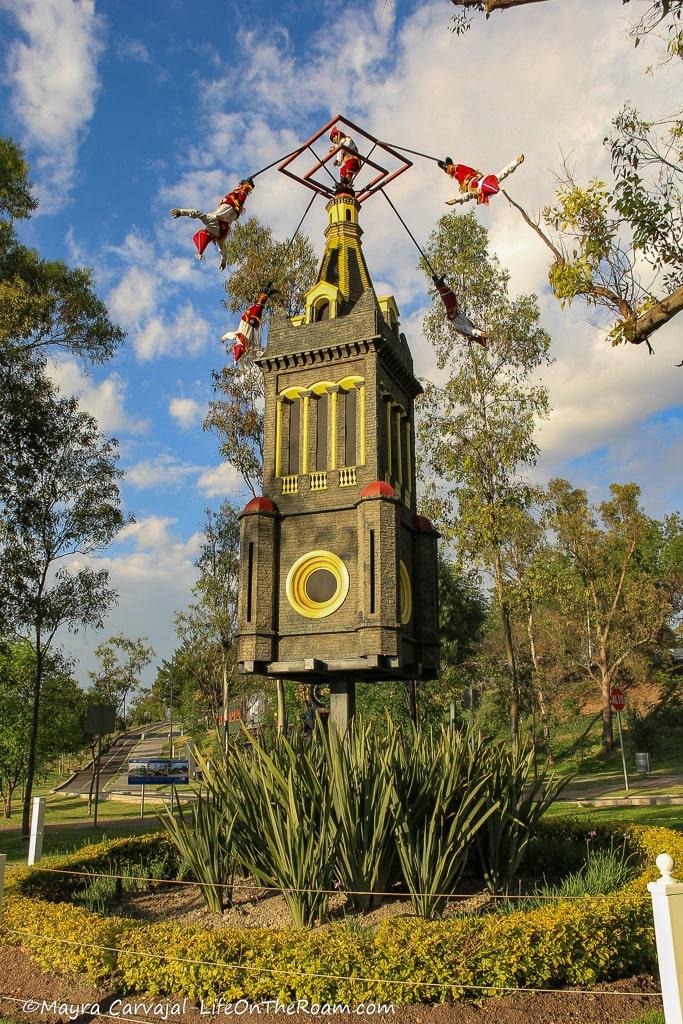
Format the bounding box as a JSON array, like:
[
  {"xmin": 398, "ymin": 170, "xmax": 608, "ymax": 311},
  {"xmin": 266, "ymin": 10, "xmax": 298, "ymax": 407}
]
[{"xmin": 54, "ymin": 723, "xmax": 168, "ymax": 796}]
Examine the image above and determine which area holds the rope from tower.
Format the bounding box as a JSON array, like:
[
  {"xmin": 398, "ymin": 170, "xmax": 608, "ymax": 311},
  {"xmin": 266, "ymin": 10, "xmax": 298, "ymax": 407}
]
[
  {"xmin": 249, "ymin": 144, "xmax": 306, "ymax": 179},
  {"xmin": 379, "ymin": 188, "xmax": 438, "ymax": 278},
  {"xmin": 266, "ymin": 191, "xmax": 319, "ymax": 289},
  {"xmin": 379, "ymin": 140, "xmax": 442, "ymax": 164}
]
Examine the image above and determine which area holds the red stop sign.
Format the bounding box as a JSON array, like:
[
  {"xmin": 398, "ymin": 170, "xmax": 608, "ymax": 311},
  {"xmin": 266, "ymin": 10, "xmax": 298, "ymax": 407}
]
[{"xmin": 610, "ymin": 687, "xmax": 625, "ymax": 711}]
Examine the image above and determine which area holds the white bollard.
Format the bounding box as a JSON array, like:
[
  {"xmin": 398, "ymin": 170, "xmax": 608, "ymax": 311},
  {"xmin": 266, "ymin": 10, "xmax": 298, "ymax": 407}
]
[
  {"xmin": 28, "ymin": 796, "xmax": 46, "ymax": 866},
  {"xmin": 0, "ymin": 853, "xmax": 6, "ymax": 915},
  {"xmin": 648, "ymin": 853, "xmax": 683, "ymax": 1024}
]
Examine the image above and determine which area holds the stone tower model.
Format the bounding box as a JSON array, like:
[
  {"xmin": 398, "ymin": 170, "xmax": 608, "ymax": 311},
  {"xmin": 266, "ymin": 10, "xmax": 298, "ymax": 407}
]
[{"xmin": 237, "ymin": 194, "xmax": 439, "ymax": 721}]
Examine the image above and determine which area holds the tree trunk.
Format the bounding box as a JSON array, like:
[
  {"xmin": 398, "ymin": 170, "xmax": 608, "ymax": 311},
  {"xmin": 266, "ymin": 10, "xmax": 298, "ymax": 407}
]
[
  {"xmin": 276, "ymin": 679, "xmax": 286, "ymax": 736},
  {"xmin": 3, "ymin": 784, "xmax": 15, "ymax": 818},
  {"xmin": 526, "ymin": 608, "xmax": 553, "ymax": 764},
  {"xmin": 493, "ymin": 548, "xmax": 520, "ymax": 749},
  {"xmin": 600, "ymin": 667, "xmax": 614, "ymax": 752},
  {"xmin": 21, "ymin": 633, "xmax": 43, "ymax": 837}
]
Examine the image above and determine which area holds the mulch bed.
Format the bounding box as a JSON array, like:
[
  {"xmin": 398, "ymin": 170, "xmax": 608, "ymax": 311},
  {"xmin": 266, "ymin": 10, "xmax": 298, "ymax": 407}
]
[{"xmin": 0, "ymin": 945, "xmax": 663, "ymax": 1024}]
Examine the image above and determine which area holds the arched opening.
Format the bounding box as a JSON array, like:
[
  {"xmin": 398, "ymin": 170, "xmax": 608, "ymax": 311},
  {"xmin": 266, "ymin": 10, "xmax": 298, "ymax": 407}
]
[{"xmin": 313, "ymin": 299, "xmax": 330, "ymax": 322}]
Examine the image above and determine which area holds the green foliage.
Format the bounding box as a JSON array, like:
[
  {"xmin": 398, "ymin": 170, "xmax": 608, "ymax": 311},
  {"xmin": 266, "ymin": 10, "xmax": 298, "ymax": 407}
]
[
  {"xmin": 88, "ymin": 634, "xmax": 154, "ymax": 725},
  {"xmin": 476, "ymin": 743, "xmax": 568, "ymax": 894},
  {"xmin": 7, "ymin": 824, "xmax": 681, "ymax": 1002},
  {"xmin": 0, "ymin": 639, "xmax": 87, "ymax": 816},
  {"xmin": 532, "ymin": 844, "xmax": 637, "ymax": 903},
  {"xmin": 322, "ymin": 723, "xmax": 397, "ymax": 911},
  {"xmin": 162, "ymin": 788, "xmax": 236, "ymax": 913}
]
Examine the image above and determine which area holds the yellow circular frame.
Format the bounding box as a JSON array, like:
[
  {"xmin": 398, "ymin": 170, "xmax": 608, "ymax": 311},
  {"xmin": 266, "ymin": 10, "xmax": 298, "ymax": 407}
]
[
  {"xmin": 399, "ymin": 560, "xmax": 413, "ymax": 625},
  {"xmin": 286, "ymin": 550, "xmax": 350, "ymax": 619}
]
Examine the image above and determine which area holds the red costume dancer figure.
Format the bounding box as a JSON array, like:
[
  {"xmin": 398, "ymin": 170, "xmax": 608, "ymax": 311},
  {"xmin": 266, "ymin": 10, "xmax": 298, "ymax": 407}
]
[
  {"xmin": 329, "ymin": 127, "xmax": 361, "ymax": 191},
  {"xmin": 221, "ymin": 285, "xmax": 277, "ymax": 362},
  {"xmin": 432, "ymin": 276, "xmax": 486, "ymax": 346},
  {"xmin": 438, "ymin": 154, "xmax": 524, "ymax": 206},
  {"xmin": 170, "ymin": 179, "xmax": 255, "ymax": 269}
]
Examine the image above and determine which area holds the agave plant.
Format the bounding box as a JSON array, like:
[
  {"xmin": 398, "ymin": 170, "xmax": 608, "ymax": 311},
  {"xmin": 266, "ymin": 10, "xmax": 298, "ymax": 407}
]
[
  {"xmin": 219, "ymin": 727, "xmax": 336, "ymax": 928},
  {"xmin": 476, "ymin": 741, "xmax": 569, "ymax": 894},
  {"xmin": 323, "ymin": 720, "xmax": 399, "ymax": 911},
  {"xmin": 162, "ymin": 758, "xmax": 237, "ymax": 914},
  {"xmin": 391, "ymin": 725, "xmax": 497, "ymax": 919}
]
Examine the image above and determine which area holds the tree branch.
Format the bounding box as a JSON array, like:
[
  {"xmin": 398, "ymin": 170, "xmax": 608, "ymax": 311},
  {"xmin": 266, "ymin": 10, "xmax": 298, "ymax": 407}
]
[
  {"xmin": 628, "ymin": 283, "xmax": 683, "ymax": 347},
  {"xmin": 450, "ymin": 0, "xmax": 550, "ymax": 10},
  {"xmin": 502, "ymin": 190, "xmax": 564, "ymax": 262}
]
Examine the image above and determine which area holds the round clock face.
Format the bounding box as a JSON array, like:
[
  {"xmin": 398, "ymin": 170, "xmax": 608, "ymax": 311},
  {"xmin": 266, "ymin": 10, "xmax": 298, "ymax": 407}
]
[
  {"xmin": 399, "ymin": 560, "xmax": 412, "ymax": 625},
  {"xmin": 286, "ymin": 550, "xmax": 350, "ymax": 619}
]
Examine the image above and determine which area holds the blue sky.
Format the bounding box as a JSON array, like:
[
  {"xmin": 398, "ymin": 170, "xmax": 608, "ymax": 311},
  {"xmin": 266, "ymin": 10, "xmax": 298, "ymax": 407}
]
[{"xmin": 1, "ymin": 0, "xmax": 681, "ymax": 684}]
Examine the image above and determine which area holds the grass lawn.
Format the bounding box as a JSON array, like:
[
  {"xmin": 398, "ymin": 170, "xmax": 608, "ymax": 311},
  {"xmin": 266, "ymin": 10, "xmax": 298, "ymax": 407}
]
[
  {"xmin": 547, "ymin": 801, "xmax": 683, "ymax": 830},
  {"xmin": 0, "ymin": 791, "xmax": 164, "ymax": 831},
  {"xmin": 0, "ymin": 819, "xmax": 165, "ymax": 866}
]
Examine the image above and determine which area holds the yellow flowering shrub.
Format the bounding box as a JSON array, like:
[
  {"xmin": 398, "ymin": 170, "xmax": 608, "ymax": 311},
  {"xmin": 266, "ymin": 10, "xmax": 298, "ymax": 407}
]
[{"xmin": 1, "ymin": 823, "xmax": 679, "ymax": 1001}]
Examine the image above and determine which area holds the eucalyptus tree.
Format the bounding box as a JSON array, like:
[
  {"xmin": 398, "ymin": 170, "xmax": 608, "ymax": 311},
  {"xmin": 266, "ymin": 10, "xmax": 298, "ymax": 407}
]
[
  {"xmin": 418, "ymin": 211, "xmax": 551, "ymax": 748},
  {"xmin": 546, "ymin": 479, "xmax": 683, "ymax": 751},
  {"xmin": 0, "ymin": 372, "xmax": 126, "ymax": 835}
]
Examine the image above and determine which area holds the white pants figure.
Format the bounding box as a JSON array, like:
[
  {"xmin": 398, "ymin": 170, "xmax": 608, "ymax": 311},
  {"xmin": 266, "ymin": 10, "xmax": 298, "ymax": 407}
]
[{"xmin": 172, "ymin": 205, "xmax": 238, "ymax": 267}]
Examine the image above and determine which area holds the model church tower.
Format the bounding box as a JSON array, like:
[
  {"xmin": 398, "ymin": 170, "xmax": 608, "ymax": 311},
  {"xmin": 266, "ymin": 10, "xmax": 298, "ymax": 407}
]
[{"xmin": 237, "ymin": 194, "xmax": 439, "ymax": 697}]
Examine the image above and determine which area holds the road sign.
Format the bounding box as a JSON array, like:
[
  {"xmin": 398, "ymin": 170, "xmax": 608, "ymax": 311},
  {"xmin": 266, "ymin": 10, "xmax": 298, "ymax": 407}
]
[
  {"xmin": 128, "ymin": 758, "xmax": 190, "ymax": 786},
  {"xmin": 86, "ymin": 703, "xmax": 116, "ymax": 736},
  {"xmin": 610, "ymin": 687, "xmax": 626, "ymax": 711}
]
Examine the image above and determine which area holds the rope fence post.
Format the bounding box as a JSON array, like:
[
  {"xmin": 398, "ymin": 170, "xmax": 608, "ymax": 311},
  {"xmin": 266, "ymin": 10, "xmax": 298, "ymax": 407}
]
[
  {"xmin": 648, "ymin": 853, "xmax": 683, "ymax": 1024},
  {"xmin": 0, "ymin": 853, "xmax": 6, "ymax": 916},
  {"xmin": 28, "ymin": 796, "xmax": 45, "ymax": 866}
]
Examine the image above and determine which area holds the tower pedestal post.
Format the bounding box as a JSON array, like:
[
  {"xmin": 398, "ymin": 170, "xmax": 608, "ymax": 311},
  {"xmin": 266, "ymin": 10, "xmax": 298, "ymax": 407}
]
[{"xmin": 329, "ymin": 678, "xmax": 356, "ymax": 737}]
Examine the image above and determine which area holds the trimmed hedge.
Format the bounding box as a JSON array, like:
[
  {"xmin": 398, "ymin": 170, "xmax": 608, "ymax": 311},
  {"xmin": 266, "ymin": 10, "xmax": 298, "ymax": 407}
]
[{"xmin": 1, "ymin": 823, "xmax": 681, "ymax": 1002}]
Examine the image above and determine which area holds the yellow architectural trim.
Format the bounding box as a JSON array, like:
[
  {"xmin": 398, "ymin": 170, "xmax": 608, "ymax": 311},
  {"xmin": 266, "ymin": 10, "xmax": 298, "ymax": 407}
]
[
  {"xmin": 386, "ymin": 399, "xmax": 393, "ymax": 477},
  {"xmin": 275, "ymin": 398, "xmax": 283, "ymax": 477},
  {"xmin": 310, "ymin": 380, "xmax": 336, "ymax": 395},
  {"xmin": 358, "ymin": 384, "xmax": 366, "ymax": 466},
  {"xmin": 302, "ymin": 393, "xmax": 310, "ymax": 474},
  {"xmin": 280, "ymin": 385, "xmax": 305, "ymax": 400},
  {"xmin": 330, "ymin": 390, "xmax": 338, "ymax": 469},
  {"xmin": 399, "ymin": 561, "xmax": 413, "ymax": 625},
  {"xmin": 339, "ymin": 374, "xmax": 365, "ymax": 391},
  {"xmin": 286, "ymin": 550, "xmax": 350, "ymax": 620}
]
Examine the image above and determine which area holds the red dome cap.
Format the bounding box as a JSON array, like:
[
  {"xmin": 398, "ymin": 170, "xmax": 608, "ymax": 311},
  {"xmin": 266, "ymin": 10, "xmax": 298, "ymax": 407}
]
[
  {"xmin": 359, "ymin": 481, "xmax": 396, "ymax": 499},
  {"xmin": 242, "ymin": 496, "xmax": 278, "ymax": 514}
]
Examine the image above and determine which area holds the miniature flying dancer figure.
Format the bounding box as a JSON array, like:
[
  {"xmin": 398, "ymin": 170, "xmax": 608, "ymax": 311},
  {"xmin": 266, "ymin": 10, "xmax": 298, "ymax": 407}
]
[
  {"xmin": 432, "ymin": 276, "xmax": 486, "ymax": 346},
  {"xmin": 329, "ymin": 127, "xmax": 361, "ymax": 191},
  {"xmin": 221, "ymin": 284, "xmax": 278, "ymax": 362},
  {"xmin": 438, "ymin": 154, "xmax": 524, "ymax": 206},
  {"xmin": 170, "ymin": 179, "xmax": 255, "ymax": 269}
]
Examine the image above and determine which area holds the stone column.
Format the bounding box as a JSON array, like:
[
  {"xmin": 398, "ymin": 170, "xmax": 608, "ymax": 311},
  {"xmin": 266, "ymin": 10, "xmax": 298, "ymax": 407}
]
[{"xmin": 329, "ymin": 678, "xmax": 356, "ymax": 737}]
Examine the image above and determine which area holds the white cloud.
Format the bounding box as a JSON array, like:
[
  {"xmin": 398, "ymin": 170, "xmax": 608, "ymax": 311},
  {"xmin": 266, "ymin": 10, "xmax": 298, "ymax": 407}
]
[
  {"xmin": 48, "ymin": 358, "xmax": 149, "ymax": 435},
  {"xmin": 1, "ymin": 0, "xmax": 106, "ymax": 207},
  {"xmin": 107, "ymin": 267, "xmax": 158, "ymax": 330},
  {"xmin": 197, "ymin": 462, "xmax": 241, "ymax": 497},
  {"xmin": 132, "ymin": 301, "xmax": 214, "ymax": 361},
  {"xmin": 126, "ymin": 454, "xmax": 202, "ymax": 489},
  {"xmin": 116, "ymin": 36, "xmax": 151, "ymax": 64},
  {"xmin": 169, "ymin": 396, "xmax": 207, "ymax": 430},
  {"xmin": 64, "ymin": 516, "xmax": 203, "ymax": 685}
]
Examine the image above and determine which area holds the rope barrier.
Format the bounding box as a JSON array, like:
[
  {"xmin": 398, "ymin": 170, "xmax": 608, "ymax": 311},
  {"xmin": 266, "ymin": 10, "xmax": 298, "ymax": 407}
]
[
  {"xmin": 24, "ymin": 866, "xmax": 651, "ymax": 901},
  {"xmin": 1, "ymin": 928, "xmax": 663, "ymax": 997}
]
